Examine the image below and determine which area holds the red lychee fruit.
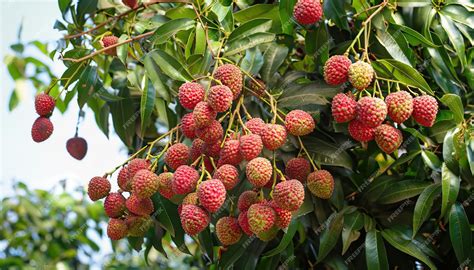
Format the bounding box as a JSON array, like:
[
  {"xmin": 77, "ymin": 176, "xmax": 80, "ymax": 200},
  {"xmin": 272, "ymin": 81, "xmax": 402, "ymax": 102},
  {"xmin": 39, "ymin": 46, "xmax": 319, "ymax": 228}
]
[
  {"xmin": 284, "ymin": 110, "xmax": 316, "ymax": 136},
  {"xmin": 178, "ymin": 192, "xmax": 198, "ymax": 214},
  {"xmin": 180, "ymin": 204, "xmax": 210, "ymax": 235},
  {"xmin": 245, "ymin": 118, "xmax": 266, "ymax": 135},
  {"xmin": 165, "ymin": 143, "xmax": 190, "ymax": 170},
  {"xmin": 268, "ymin": 200, "xmax": 292, "ymax": 229},
  {"xmin": 126, "ymin": 215, "xmax": 152, "ymax": 237},
  {"xmin": 117, "ymin": 166, "xmax": 130, "ymax": 191},
  {"xmin": 273, "ymin": 179, "xmax": 305, "ymax": 211},
  {"xmin": 375, "ymin": 124, "xmax": 403, "ymax": 154},
  {"xmin": 157, "ymin": 172, "xmax": 174, "ymax": 199},
  {"xmin": 107, "ymin": 218, "xmax": 128, "ymax": 240},
  {"xmin": 216, "ymin": 217, "xmax": 242, "ymax": 246},
  {"xmin": 412, "ymin": 95, "xmax": 438, "ymax": 127},
  {"xmin": 181, "ymin": 113, "xmax": 196, "ymax": 139},
  {"xmin": 324, "ymin": 55, "xmax": 352, "ymax": 85},
  {"xmin": 348, "ymin": 119, "xmax": 376, "ymax": 142},
  {"xmin": 385, "ymin": 91, "xmax": 413, "ymax": 124},
  {"xmin": 285, "ymin": 157, "xmax": 311, "ymax": 182},
  {"xmin": 66, "ymin": 136, "xmax": 88, "ymax": 160},
  {"xmin": 197, "ymin": 179, "xmax": 226, "ymax": 213},
  {"xmin": 34, "ymin": 93, "xmax": 55, "ymax": 116},
  {"xmin": 237, "ymin": 190, "xmax": 259, "ymax": 212},
  {"xmin": 31, "ymin": 116, "xmax": 54, "ymax": 142},
  {"xmin": 88, "ymin": 176, "xmax": 111, "ymax": 201},
  {"xmin": 357, "ymin": 97, "xmax": 387, "ymax": 128},
  {"xmin": 214, "ymin": 64, "xmax": 243, "ymax": 100},
  {"xmin": 261, "ymin": 124, "xmax": 287, "ymax": 150},
  {"xmin": 127, "ymin": 158, "xmax": 151, "ymax": 181},
  {"xmin": 331, "ymin": 93, "xmax": 357, "ymax": 123},
  {"xmin": 101, "ymin": 35, "xmax": 119, "ymax": 56},
  {"xmin": 207, "ymin": 85, "xmax": 233, "ymax": 112},
  {"xmin": 249, "ymin": 78, "xmax": 266, "ymax": 97},
  {"xmin": 293, "ymin": 0, "xmax": 323, "ymax": 25},
  {"xmin": 132, "ymin": 169, "xmax": 159, "ymax": 198},
  {"xmin": 247, "ymin": 203, "xmax": 276, "ymax": 234},
  {"xmin": 122, "ymin": 0, "xmax": 138, "ymax": 9},
  {"xmin": 104, "ymin": 192, "xmax": 126, "ymax": 218},
  {"xmin": 238, "ymin": 211, "xmax": 253, "ymax": 236},
  {"xmin": 307, "ymin": 170, "xmax": 334, "ymax": 199},
  {"xmin": 172, "ymin": 165, "xmax": 199, "ymax": 194},
  {"xmin": 348, "ymin": 61, "xmax": 374, "ymax": 90},
  {"xmin": 190, "ymin": 139, "xmax": 206, "ymax": 162},
  {"xmin": 193, "ymin": 101, "xmax": 217, "ymax": 128},
  {"xmin": 239, "ymin": 134, "xmax": 263, "ymax": 161},
  {"xmin": 195, "ymin": 120, "xmax": 223, "ymax": 144},
  {"xmin": 126, "ymin": 194, "xmax": 154, "ymax": 216},
  {"xmin": 246, "ymin": 157, "xmax": 273, "ymax": 187},
  {"xmin": 213, "ymin": 164, "xmax": 240, "ymax": 190},
  {"xmin": 218, "ymin": 139, "xmax": 243, "ymax": 166},
  {"xmin": 178, "ymin": 82, "xmax": 205, "ymax": 110}
]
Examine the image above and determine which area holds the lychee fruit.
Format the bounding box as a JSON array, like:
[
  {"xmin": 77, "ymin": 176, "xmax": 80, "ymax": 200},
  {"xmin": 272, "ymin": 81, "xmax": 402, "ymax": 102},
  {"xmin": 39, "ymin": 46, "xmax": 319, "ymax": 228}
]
[
  {"xmin": 348, "ymin": 61, "xmax": 374, "ymax": 90},
  {"xmin": 126, "ymin": 194, "xmax": 154, "ymax": 216},
  {"xmin": 218, "ymin": 139, "xmax": 243, "ymax": 166},
  {"xmin": 34, "ymin": 93, "xmax": 55, "ymax": 116},
  {"xmin": 195, "ymin": 120, "xmax": 223, "ymax": 144},
  {"xmin": 245, "ymin": 118, "xmax": 266, "ymax": 135},
  {"xmin": 268, "ymin": 201, "xmax": 292, "ymax": 229},
  {"xmin": 246, "ymin": 157, "xmax": 273, "ymax": 187},
  {"xmin": 178, "ymin": 192, "xmax": 199, "ymax": 214},
  {"xmin": 127, "ymin": 158, "xmax": 151, "ymax": 181},
  {"xmin": 249, "ymin": 78, "xmax": 266, "ymax": 97},
  {"xmin": 293, "ymin": 0, "xmax": 323, "ymax": 25},
  {"xmin": 412, "ymin": 95, "xmax": 438, "ymax": 127},
  {"xmin": 357, "ymin": 97, "xmax": 387, "ymax": 128},
  {"xmin": 273, "ymin": 179, "xmax": 305, "ymax": 211},
  {"xmin": 237, "ymin": 190, "xmax": 259, "ymax": 212},
  {"xmin": 239, "ymin": 134, "xmax": 263, "ymax": 160},
  {"xmin": 385, "ymin": 91, "xmax": 413, "ymax": 124},
  {"xmin": 122, "ymin": 0, "xmax": 138, "ymax": 9},
  {"xmin": 107, "ymin": 218, "xmax": 128, "ymax": 240},
  {"xmin": 87, "ymin": 176, "xmax": 111, "ymax": 201},
  {"xmin": 101, "ymin": 35, "xmax": 119, "ymax": 56},
  {"xmin": 193, "ymin": 101, "xmax": 217, "ymax": 128},
  {"xmin": 66, "ymin": 136, "xmax": 88, "ymax": 160},
  {"xmin": 165, "ymin": 143, "xmax": 190, "ymax": 170},
  {"xmin": 132, "ymin": 169, "xmax": 159, "ymax": 198},
  {"xmin": 180, "ymin": 204, "xmax": 210, "ymax": 235},
  {"xmin": 216, "ymin": 217, "xmax": 242, "ymax": 246},
  {"xmin": 204, "ymin": 140, "xmax": 222, "ymax": 158},
  {"xmin": 213, "ymin": 164, "xmax": 240, "ymax": 190},
  {"xmin": 324, "ymin": 55, "xmax": 352, "ymax": 85},
  {"xmin": 247, "ymin": 203, "xmax": 276, "ymax": 234},
  {"xmin": 181, "ymin": 113, "xmax": 196, "ymax": 139},
  {"xmin": 348, "ymin": 119, "xmax": 376, "ymax": 142},
  {"xmin": 197, "ymin": 179, "xmax": 226, "ymax": 213},
  {"xmin": 285, "ymin": 157, "xmax": 311, "ymax": 182},
  {"xmin": 307, "ymin": 170, "xmax": 334, "ymax": 199},
  {"xmin": 284, "ymin": 110, "xmax": 315, "ymax": 136},
  {"xmin": 261, "ymin": 124, "xmax": 287, "ymax": 150},
  {"xmin": 331, "ymin": 93, "xmax": 357, "ymax": 123},
  {"xmin": 214, "ymin": 64, "xmax": 243, "ymax": 100},
  {"xmin": 178, "ymin": 82, "xmax": 205, "ymax": 110},
  {"xmin": 375, "ymin": 124, "xmax": 403, "ymax": 154},
  {"xmin": 117, "ymin": 166, "xmax": 130, "ymax": 191},
  {"xmin": 172, "ymin": 165, "xmax": 199, "ymax": 194},
  {"xmin": 126, "ymin": 215, "xmax": 152, "ymax": 237},
  {"xmin": 207, "ymin": 85, "xmax": 233, "ymax": 112},
  {"xmin": 190, "ymin": 139, "xmax": 206, "ymax": 162},
  {"xmin": 31, "ymin": 116, "xmax": 54, "ymax": 142},
  {"xmin": 157, "ymin": 172, "xmax": 174, "ymax": 199},
  {"xmin": 104, "ymin": 192, "xmax": 126, "ymax": 218},
  {"xmin": 238, "ymin": 211, "xmax": 253, "ymax": 236}
]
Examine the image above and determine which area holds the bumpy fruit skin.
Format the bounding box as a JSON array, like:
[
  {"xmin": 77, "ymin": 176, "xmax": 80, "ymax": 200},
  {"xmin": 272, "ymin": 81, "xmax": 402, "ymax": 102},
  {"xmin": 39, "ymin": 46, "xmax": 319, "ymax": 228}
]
[
  {"xmin": 245, "ymin": 118, "xmax": 266, "ymax": 135},
  {"xmin": 257, "ymin": 226, "xmax": 279, "ymax": 242},
  {"xmin": 193, "ymin": 101, "xmax": 217, "ymax": 128},
  {"xmin": 357, "ymin": 97, "xmax": 387, "ymax": 128},
  {"xmin": 331, "ymin": 93, "xmax": 357, "ymax": 123},
  {"xmin": 127, "ymin": 159, "xmax": 151, "ymax": 181},
  {"xmin": 126, "ymin": 194, "xmax": 154, "ymax": 216},
  {"xmin": 238, "ymin": 211, "xmax": 253, "ymax": 236},
  {"xmin": 247, "ymin": 203, "xmax": 276, "ymax": 234},
  {"xmin": 238, "ymin": 190, "xmax": 259, "ymax": 211},
  {"xmin": 101, "ymin": 36, "xmax": 119, "ymax": 56},
  {"xmin": 126, "ymin": 215, "xmax": 152, "ymax": 237},
  {"xmin": 204, "ymin": 140, "xmax": 222, "ymax": 158},
  {"xmin": 261, "ymin": 124, "xmax": 287, "ymax": 150},
  {"xmin": 172, "ymin": 165, "xmax": 199, "ymax": 194},
  {"xmin": 214, "ymin": 64, "xmax": 243, "ymax": 100},
  {"xmin": 88, "ymin": 176, "xmax": 111, "ymax": 201},
  {"xmin": 104, "ymin": 192, "xmax": 126, "ymax": 218},
  {"xmin": 122, "ymin": 0, "xmax": 138, "ymax": 8},
  {"xmin": 178, "ymin": 82, "xmax": 205, "ymax": 110},
  {"xmin": 240, "ymin": 134, "xmax": 263, "ymax": 161},
  {"xmin": 412, "ymin": 95, "xmax": 438, "ymax": 127},
  {"xmin": 285, "ymin": 157, "xmax": 311, "ymax": 182},
  {"xmin": 190, "ymin": 139, "xmax": 205, "ymax": 162},
  {"xmin": 178, "ymin": 192, "xmax": 199, "ymax": 214},
  {"xmin": 157, "ymin": 172, "xmax": 174, "ymax": 199},
  {"xmin": 165, "ymin": 143, "xmax": 190, "ymax": 170},
  {"xmin": 196, "ymin": 120, "xmax": 223, "ymax": 144},
  {"xmin": 181, "ymin": 113, "xmax": 196, "ymax": 139},
  {"xmin": 293, "ymin": 0, "xmax": 322, "ymax": 25},
  {"xmin": 375, "ymin": 124, "xmax": 403, "ymax": 154},
  {"xmin": 307, "ymin": 170, "xmax": 334, "ymax": 199},
  {"xmin": 31, "ymin": 116, "xmax": 54, "ymax": 142},
  {"xmin": 348, "ymin": 119, "xmax": 375, "ymax": 142},
  {"xmin": 324, "ymin": 55, "xmax": 352, "ymax": 85},
  {"xmin": 180, "ymin": 205, "xmax": 210, "ymax": 235},
  {"xmin": 66, "ymin": 137, "xmax": 88, "ymax": 160},
  {"xmin": 207, "ymin": 85, "xmax": 233, "ymax": 112},
  {"xmin": 385, "ymin": 91, "xmax": 413, "ymax": 124},
  {"xmin": 197, "ymin": 179, "xmax": 226, "ymax": 213},
  {"xmin": 117, "ymin": 166, "xmax": 130, "ymax": 191},
  {"xmin": 273, "ymin": 180, "xmax": 305, "ymax": 211},
  {"xmin": 107, "ymin": 218, "xmax": 128, "ymax": 240},
  {"xmin": 216, "ymin": 217, "xmax": 242, "ymax": 246},
  {"xmin": 219, "ymin": 139, "xmax": 243, "ymax": 166},
  {"xmin": 269, "ymin": 201, "xmax": 292, "ymax": 229},
  {"xmin": 284, "ymin": 110, "xmax": 316, "ymax": 136},
  {"xmin": 35, "ymin": 93, "xmax": 55, "ymax": 116},
  {"xmin": 246, "ymin": 157, "xmax": 273, "ymax": 187},
  {"xmin": 213, "ymin": 164, "xmax": 240, "ymax": 190},
  {"xmin": 249, "ymin": 79, "xmax": 266, "ymax": 97},
  {"xmin": 348, "ymin": 61, "xmax": 374, "ymax": 90},
  {"xmin": 132, "ymin": 169, "xmax": 159, "ymax": 198}
]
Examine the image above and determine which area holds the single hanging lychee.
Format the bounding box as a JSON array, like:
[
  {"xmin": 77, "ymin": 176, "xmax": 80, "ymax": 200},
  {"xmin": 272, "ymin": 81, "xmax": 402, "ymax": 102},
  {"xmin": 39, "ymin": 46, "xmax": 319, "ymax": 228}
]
[
  {"xmin": 107, "ymin": 218, "xmax": 128, "ymax": 240},
  {"xmin": 261, "ymin": 124, "xmax": 287, "ymax": 150},
  {"xmin": 157, "ymin": 172, "xmax": 174, "ymax": 199},
  {"xmin": 246, "ymin": 157, "xmax": 273, "ymax": 187},
  {"xmin": 239, "ymin": 134, "xmax": 263, "ymax": 161},
  {"xmin": 247, "ymin": 202, "xmax": 276, "ymax": 234},
  {"xmin": 375, "ymin": 124, "xmax": 403, "ymax": 154},
  {"xmin": 101, "ymin": 35, "xmax": 119, "ymax": 56},
  {"xmin": 218, "ymin": 139, "xmax": 243, "ymax": 166},
  {"xmin": 180, "ymin": 113, "xmax": 197, "ymax": 139},
  {"xmin": 324, "ymin": 55, "xmax": 352, "ymax": 85},
  {"xmin": 180, "ymin": 204, "xmax": 210, "ymax": 235},
  {"xmin": 178, "ymin": 192, "xmax": 199, "ymax": 214},
  {"xmin": 385, "ymin": 91, "xmax": 413, "ymax": 124},
  {"xmin": 356, "ymin": 97, "xmax": 387, "ymax": 128},
  {"xmin": 34, "ymin": 93, "xmax": 55, "ymax": 116},
  {"xmin": 412, "ymin": 95, "xmax": 438, "ymax": 127},
  {"xmin": 348, "ymin": 119, "xmax": 376, "ymax": 142},
  {"xmin": 213, "ymin": 164, "xmax": 240, "ymax": 190},
  {"xmin": 285, "ymin": 157, "xmax": 311, "ymax": 182},
  {"xmin": 348, "ymin": 61, "xmax": 374, "ymax": 90},
  {"xmin": 178, "ymin": 82, "xmax": 205, "ymax": 110},
  {"xmin": 31, "ymin": 116, "xmax": 54, "ymax": 142},
  {"xmin": 171, "ymin": 165, "xmax": 199, "ymax": 194},
  {"xmin": 126, "ymin": 194, "xmax": 154, "ymax": 216},
  {"xmin": 104, "ymin": 192, "xmax": 126, "ymax": 218},
  {"xmin": 213, "ymin": 64, "xmax": 243, "ymax": 100},
  {"xmin": 132, "ymin": 169, "xmax": 159, "ymax": 198},
  {"xmin": 273, "ymin": 180, "xmax": 305, "ymax": 211},
  {"xmin": 237, "ymin": 190, "xmax": 259, "ymax": 211},
  {"xmin": 197, "ymin": 179, "xmax": 226, "ymax": 213},
  {"xmin": 284, "ymin": 110, "xmax": 316, "ymax": 136},
  {"xmin": 238, "ymin": 211, "xmax": 253, "ymax": 236},
  {"xmin": 87, "ymin": 176, "xmax": 111, "ymax": 201},
  {"xmin": 164, "ymin": 143, "xmax": 190, "ymax": 170},
  {"xmin": 331, "ymin": 93, "xmax": 357, "ymax": 123},
  {"xmin": 66, "ymin": 136, "xmax": 88, "ymax": 160},
  {"xmin": 293, "ymin": 0, "xmax": 323, "ymax": 25},
  {"xmin": 268, "ymin": 200, "xmax": 292, "ymax": 229},
  {"xmin": 193, "ymin": 101, "xmax": 217, "ymax": 128},
  {"xmin": 216, "ymin": 217, "xmax": 242, "ymax": 246},
  {"xmin": 307, "ymin": 170, "xmax": 334, "ymax": 199},
  {"xmin": 245, "ymin": 118, "xmax": 266, "ymax": 135},
  {"xmin": 207, "ymin": 85, "xmax": 233, "ymax": 112},
  {"xmin": 195, "ymin": 120, "xmax": 223, "ymax": 144}
]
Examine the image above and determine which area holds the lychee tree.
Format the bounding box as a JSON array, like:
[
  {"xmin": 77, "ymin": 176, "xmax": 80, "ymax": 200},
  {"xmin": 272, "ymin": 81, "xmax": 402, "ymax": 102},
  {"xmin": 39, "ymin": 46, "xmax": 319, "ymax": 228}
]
[{"xmin": 6, "ymin": 0, "xmax": 474, "ymax": 268}]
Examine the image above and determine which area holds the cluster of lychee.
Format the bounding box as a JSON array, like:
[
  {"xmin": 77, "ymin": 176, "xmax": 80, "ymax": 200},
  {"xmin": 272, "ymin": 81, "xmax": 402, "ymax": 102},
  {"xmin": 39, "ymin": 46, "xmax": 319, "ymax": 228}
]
[{"xmin": 324, "ymin": 55, "xmax": 439, "ymax": 154}]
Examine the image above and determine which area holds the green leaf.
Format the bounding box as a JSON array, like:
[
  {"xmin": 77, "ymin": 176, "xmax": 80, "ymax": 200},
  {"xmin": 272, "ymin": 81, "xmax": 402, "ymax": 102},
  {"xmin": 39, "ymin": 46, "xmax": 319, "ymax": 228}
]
[
  {"xmin": 149, "ymin": 18, "xmax": 195, "ymax": 45},
  {"xmin": 441, "ymin": 5, "xmax": 474, "ymax": 29},
  {"xmin": 376, "ymin": 30, "xmax": 411, "ymax": 66},
  {"xmin": 421, "ymin": 150, "xmax": 442, "ymax": 170},
  {"xmin": 76, "ymin": 0, "xmax": 97, "ymax": 25},
  {"xmin": 279, "ymin": 0, "xmax": 296, "ymax": 34},
  {"xmin": 58, "ymin": 0, "xmax": 72, "ymax": 15},
  {"xmin": 263, "ymin": 221, "xmax": 298, "ymax": 258},
  {"xmin": 260, "ymin": 43, "xmax": 289, "ymax": 83},
  {"xmin": 143, "ymin": 53, "xmax": 171, "ymax": 101},
  {"xmin": 365, "ymin": 231, "xmax": 389, "ymax": 270},
  {"xmin": 240, "ymin": 47, "xmax": 264, "ymax": 75},
  {"xmin": 97, "ymin": 104, "xmax": 110, "ymax": 138},
  {"xmin": 391, "ymin": 24, "xmax": 439, "ymax": 47},
  {"xmin": 140, "ymin": 80, "xmax": 156, "ymax": 136},
  {"xmin": 377, "ymin": 180, "xmax": 430, "ymax": 204},
  {"xmin": 302, "ymin": 137, "xmax": 353, "ymax": 169},
  {"xmin": 396, "ymin": 0, "xmax": 431, "ymax": 7},
  {"xmin": 440, "ymin": 163, "xmax": 460, "ymax": 218},
  {"xmin": 145, "ymin": 50, "xmax": 193, "ymax": 83},
  {"xmin": 412, "ymin": 184, "xmax": 442, "ymax": 237},
  {"xmin": 440, "ymin": 94, "xmax": 464, "ymax": 124},
  {"xmin": 234, "ymin": 4, "xmax": 279, "ymax": 23},
  {"xmin": 341, "ymin": 211, "xmax": 364, "ymax": 254},
  {"xmin": 318, "ymin": 212, "xmax": 344, "ymax": 262},
  {"xmin": 151, "ymin": 194, "xmax": 175, "ymax": 237},
  {"xmin": 219, "ymin": 236, "xmax": 256, "ymax": 269},
  {"xmin": 225, "ymin": 32, "xmax": 275, "ymax": 56},
  {"xmin": 278, "ymin": 82, "xmax": 338, "ymax": 108},
  {"xmin": 117, "ymin": 34, "xmax": 129, "ymax": 64},
  {"xmin": 76, "ymin": 66, "xmax": 98, "ymax": 108},
  {"xmin": 323, "ymin": 0, "xmax": 349, "ymax": 30},
  {"xmin": 228, "ymin": 19, "xmax": 273, "ymax": 42},
  {"xmin": 449, "ymin": 203, "xmax": 472, "ymax": 264},
  {"xmin": 439, "ymin": 14, "xmax": 467, "ymax": 70},
  {"xmin": 443, "ymin": 128, "xmax": 461, "ymax": 173}
]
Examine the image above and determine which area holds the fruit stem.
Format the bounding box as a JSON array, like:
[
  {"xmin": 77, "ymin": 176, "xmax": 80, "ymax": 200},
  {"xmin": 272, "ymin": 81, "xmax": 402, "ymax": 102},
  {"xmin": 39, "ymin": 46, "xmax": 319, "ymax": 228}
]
[{"xmin": 297, "ymin": 136, "xmax": 319, "ymax": 171}]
